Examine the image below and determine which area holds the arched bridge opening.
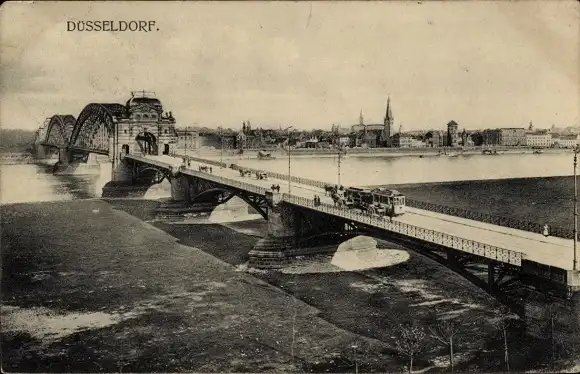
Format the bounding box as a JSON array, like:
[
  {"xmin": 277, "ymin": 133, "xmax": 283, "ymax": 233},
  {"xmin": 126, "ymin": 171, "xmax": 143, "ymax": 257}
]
[{"xmin": 189, "ymin": 186, "xmax": 269, "ymax": 220}]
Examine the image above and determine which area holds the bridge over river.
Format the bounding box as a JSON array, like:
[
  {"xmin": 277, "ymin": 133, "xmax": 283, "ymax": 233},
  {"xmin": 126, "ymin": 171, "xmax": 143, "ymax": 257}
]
[
  {"xmin": 115, "ymin": 153, "xmax": 579, "ymax": 308},
  {"xmin": 32, "ymin": 92, "xmax": 579, "ymax": 328}
]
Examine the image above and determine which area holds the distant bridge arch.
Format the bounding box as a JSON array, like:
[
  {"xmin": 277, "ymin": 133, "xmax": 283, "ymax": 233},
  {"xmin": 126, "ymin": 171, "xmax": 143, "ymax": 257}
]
[
  {"xmin": 68, "ymin": 103, "xmax": 126, "ymax": 154},
  {"xmin": 43, "ymin": 115, "xmax": 76, "ymax": 148}
]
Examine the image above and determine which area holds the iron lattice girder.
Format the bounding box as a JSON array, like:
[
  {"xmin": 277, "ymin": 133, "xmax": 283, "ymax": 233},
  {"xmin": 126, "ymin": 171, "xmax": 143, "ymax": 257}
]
[
  {"xmin": 69, "ymin": 103, "xmax": 126, "ymax": 153},
  {"xmin": 183, "ymin": 175, "xmax": 270, "ymax": 219},
  {"xmin": 131, "ymin": 159, "xmax": 170, "ymax": 184},
  {"xmin": 192, "ymin": 178, "xmax": 219, "ymax": 195},
  {"xmin": 44, "ymin": 115, "xmax": 76, "ymax": 146},
  {"xmin": 488, "ymin": 262, "xmax": 520, "ymax": 290},
  {"xmin": 241, "ymin": 194, "xmax": 269, "ymax": 218}
]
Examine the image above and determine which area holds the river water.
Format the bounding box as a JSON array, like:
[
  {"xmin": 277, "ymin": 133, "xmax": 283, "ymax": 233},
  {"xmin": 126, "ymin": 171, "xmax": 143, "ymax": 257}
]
[
  {"xmin": 236, "ymin": 151, "xmax": 572, "ymax": 186},
  {"xmin": 0, "ymin": 152, "xmax": 571, "ymax": 205}
]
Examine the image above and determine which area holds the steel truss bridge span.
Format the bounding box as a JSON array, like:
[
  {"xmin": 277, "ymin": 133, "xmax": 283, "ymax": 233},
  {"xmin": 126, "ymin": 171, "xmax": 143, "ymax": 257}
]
[
  {"xmin": 40, "ymin": 103, "xmax": 126, "ymax": 155},
  {"xmin": 41, "ymin": 115, "xmax": 77, "ymax": 148},
  {"xmin": 68, "ymin": 103, "xmax": 126, "ymax": 155},
  {"xmin": 124, "ymin": 154, "xmax": 580, "ymax": 310}
]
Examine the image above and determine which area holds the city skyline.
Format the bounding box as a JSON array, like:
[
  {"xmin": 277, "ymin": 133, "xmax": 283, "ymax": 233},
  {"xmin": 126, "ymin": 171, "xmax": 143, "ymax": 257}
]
[{"xmin": 1, "ymin": 1, "xmax": 578, "ymax": 131}]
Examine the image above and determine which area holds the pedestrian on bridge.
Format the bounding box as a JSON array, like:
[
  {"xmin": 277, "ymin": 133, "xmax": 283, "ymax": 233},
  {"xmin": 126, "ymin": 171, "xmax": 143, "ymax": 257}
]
[
  {"xmin": 210, "ymin": 167, "xmax": 213, "ymax": 174},
  {"xmin": 543, "ymin": 224, "xmax": 550, "ymax": 237},
  {"xmin": 314, "ymin": 195, "xmax": 321, "ymax": 206}
]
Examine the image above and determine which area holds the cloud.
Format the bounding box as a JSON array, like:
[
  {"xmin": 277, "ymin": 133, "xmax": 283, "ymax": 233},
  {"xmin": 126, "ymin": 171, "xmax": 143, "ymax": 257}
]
[{"xmin": 1, "ymin": 1, "xmax": 578, "ymax": 131}]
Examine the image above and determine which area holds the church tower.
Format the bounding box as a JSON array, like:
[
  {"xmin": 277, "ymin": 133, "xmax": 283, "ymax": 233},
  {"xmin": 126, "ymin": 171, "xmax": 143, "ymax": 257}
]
[{"xmin": 383, "ymin": 96, "xmax": 394, "ymax": 147}]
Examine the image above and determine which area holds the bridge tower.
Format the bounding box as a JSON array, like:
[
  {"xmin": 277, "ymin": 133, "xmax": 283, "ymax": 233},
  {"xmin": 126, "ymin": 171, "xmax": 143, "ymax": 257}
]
[{"xmin": 109, "ymin": 91, "xmax": 177, "ymax": 182}]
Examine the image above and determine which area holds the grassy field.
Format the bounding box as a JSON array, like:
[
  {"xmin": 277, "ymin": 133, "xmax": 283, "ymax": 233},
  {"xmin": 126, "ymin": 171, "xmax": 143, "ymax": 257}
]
[{"xmin": 390, "ymin": 176, "xmax": 574, "ymax": 231}]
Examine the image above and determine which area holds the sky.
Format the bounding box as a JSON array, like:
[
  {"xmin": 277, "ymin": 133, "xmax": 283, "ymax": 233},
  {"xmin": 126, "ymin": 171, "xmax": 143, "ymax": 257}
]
[{"xmin": 1, "ymin": 1, "xmax": 578, "ymax": 131}]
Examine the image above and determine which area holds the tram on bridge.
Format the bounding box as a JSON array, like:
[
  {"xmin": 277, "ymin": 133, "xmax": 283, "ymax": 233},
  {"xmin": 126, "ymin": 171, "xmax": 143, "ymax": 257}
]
[{"xmin": 331, "ymin": 186, "xmax": 406, "ymax": 217}]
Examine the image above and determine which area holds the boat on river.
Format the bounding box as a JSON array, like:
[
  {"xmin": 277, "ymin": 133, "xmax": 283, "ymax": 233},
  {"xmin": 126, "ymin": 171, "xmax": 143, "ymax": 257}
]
[{"xmin": 257, "ymin": 150, "xmax": 276, "ymax": 160}]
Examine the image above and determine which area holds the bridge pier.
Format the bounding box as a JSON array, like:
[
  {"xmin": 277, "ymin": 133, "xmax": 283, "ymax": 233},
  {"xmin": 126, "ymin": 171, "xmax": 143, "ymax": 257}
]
[
  {"xmin": 248, "ymin": 203, "xmax": 353, "ymax": 268},
  {"xmin": 58, "ymin": 147, "xmax": 71, "ymax": 164},
  {"xmin": 111, "ymin": 157, "xmax": 134, "ymax": 183},
  {"xmin": 249, "ymin": 204, "xmax": 296, "ymax": 268},
  {"xmin": 34, "ymin": 145, "xmax": 49, "ymax": 160},
  {"xmin": 53, "ymin": 148, "xmax": 77, "ymax": 174},
  {"xmin": 170, "ymin": 175, "xmax": 191, "ymax": 202}
]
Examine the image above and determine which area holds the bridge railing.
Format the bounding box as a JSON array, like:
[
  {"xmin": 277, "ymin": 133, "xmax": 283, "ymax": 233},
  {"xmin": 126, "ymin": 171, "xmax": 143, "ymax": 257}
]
[
  {"xmin": 173, "ymin": 154, "xmax": 228, "ymax": 169},
  {"xmin": 406, "ymin": 198, "xmax": 574, "ymax": 239},
  {"xmin": 181, "ymin": 167, "xmax": 268, "ymax": 195},
  {"xmin": 281, "ymin": 193, "xmax": 523, "ymax": 267},
  {"xmin": 174, "ymin": 153, "xmax": 329, "ymax": 189}
]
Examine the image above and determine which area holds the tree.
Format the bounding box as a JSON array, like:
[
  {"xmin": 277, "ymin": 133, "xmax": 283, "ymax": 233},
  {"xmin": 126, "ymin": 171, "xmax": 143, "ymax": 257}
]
[
  {"xmin": 428, "ymin": 313, "xmax": 466, "ymax": 373},
  {"xmin": 542, "ymin": 298, "xmax": 580, "ymax": 370},
  {"xmin": 492, "ymin": 307, "xmax": 519, "ymax": 373},
  {"xmin": 0, "ymin": 129, "xmax": 37, "ymax": 152},
  {"xmin": 470, "ymin": 131, "xmax": 483, "ymax": 146},
  {"xmin": 394, "ymin": 323, "xmax": 428, "ymax": 373}
]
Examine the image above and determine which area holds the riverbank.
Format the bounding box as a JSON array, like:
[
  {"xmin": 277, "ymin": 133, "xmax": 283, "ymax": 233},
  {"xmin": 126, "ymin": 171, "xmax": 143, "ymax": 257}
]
[
  {"xmin": 4, "ymin": 198, "xmax": 575, "ymax": 372},
  {"xmin": 190, "ymin": 147, "xmax": 573, "ymax": 161},
  {"xmin": 0, "ymin": 152, "xmax": 36, "ymax": 165},
  {"xmin": 1, "ymin": 200, "xmax": 388, "ymax": 372}
]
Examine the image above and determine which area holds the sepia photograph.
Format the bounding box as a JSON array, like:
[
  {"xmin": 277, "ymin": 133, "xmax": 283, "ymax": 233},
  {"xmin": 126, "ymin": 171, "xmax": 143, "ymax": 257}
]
[{"xmin": 1, "ymin": 0, "xmax": 579, "ymax": 372}]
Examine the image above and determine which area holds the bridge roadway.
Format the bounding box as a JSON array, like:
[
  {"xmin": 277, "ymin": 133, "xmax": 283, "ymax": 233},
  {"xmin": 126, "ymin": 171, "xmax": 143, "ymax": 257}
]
[{"xmin": 127, "ymin": 154, "xmax": 575, "ymax": 272}]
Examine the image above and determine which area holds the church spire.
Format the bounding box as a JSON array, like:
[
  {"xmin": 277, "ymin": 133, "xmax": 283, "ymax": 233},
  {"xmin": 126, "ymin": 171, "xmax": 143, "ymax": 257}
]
[
  {"xmin": 359, "ymin": 110, "xmax": 364, "ymax": 126},
  {"xmin": 385, "ymin": 96, "xmax": 393, "ymax": 124}
]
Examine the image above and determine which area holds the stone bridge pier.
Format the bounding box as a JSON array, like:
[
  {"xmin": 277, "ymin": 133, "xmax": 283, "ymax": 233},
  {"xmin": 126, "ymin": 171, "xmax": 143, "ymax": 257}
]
[
  {"xmin": 34, "ymin": 145, "xmax": 51, "ymax": 160},
  {"xmin": 170, "ymin": 174, "xmax": 190, "ymax": 201},
  {"xmin": 52, "ymin": 148, "xmax": 76, "ymax": 174},
  {"xmin": 249, "ymin": 202, "xmax": 355, "ymax": 268},
  {"xmin": 51, "ymin": 148, "xmax": 100, "ymax": 175}
]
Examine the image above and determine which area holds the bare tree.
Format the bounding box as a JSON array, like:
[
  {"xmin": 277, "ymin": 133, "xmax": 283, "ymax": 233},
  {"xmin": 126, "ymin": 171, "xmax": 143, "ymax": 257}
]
[
  {"xmin": 492, "ymin": 307, "xmax": 519, "ymax": 373},
  {"xmin": 428, "ymin": 313, "xmax": 466, "ymax": 373},
  {"xmin": 544, "ymin": 302, "xmax": 559, "ymax": 369},
  {"xmin": 394, "ymin": 323, "xmax": 428, "ymax": 373},
  {"xmin": 543, "ymin": 299, "xmax": 580, "ymax": 370}
]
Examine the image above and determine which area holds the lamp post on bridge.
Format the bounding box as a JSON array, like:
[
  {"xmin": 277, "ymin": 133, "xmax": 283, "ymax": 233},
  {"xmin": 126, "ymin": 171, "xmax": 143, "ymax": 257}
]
[
  {"xmin": 337, "ymin": 143, "xmax": 346, "ymax": 187},
  {"xmin": 574, "ymin": 145, "xmax": 579, "ymax": 271},
  {"xmin": 219, "ymin": 127, "xmax": 224, "ymax": 168},
  {"xmin": 284, "ymin": 126, "xmax": 294, "ymax": 193}
]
